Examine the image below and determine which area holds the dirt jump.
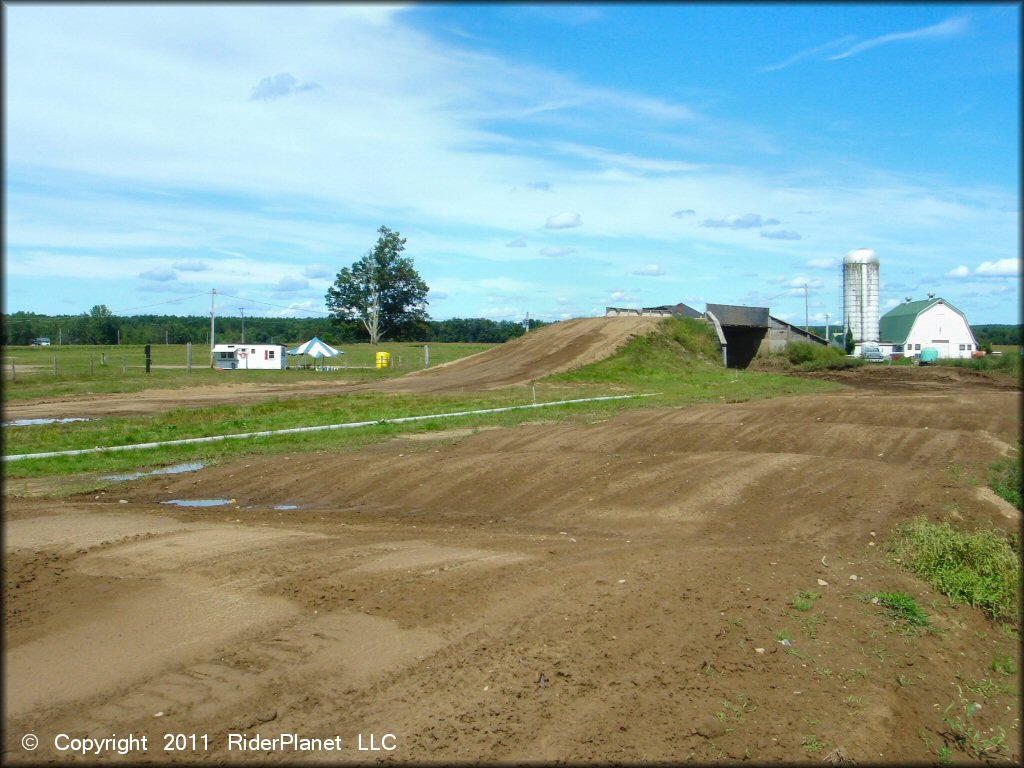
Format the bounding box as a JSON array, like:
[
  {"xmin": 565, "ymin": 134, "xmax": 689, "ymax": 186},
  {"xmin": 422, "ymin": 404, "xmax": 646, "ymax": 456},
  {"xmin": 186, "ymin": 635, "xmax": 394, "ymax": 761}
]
[
  {"xmin": 2, "ymin": 317, "xmax": 662, "ymax": 421},
  {"xmin": 3, "ymin": 320, "xmax": 1022, "ymax": 763}
]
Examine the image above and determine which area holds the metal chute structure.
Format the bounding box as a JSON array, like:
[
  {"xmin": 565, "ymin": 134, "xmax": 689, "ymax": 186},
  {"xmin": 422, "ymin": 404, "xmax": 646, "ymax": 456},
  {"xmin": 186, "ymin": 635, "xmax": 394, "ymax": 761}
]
[{"xmin": 286, "ymin": 337, "xmax": 343, "ymax": 369}]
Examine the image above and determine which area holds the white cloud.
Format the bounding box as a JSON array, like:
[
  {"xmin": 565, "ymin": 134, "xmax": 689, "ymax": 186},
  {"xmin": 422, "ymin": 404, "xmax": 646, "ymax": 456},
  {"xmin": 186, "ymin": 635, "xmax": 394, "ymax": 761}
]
[
  {"xmin": 545, "ymin": 212, "xmax": 582, "ymax": 229},
  {"xmin": 273, "ymin": 276, "xmax": 310, "ymax": 292},
  {"xmin": 975, "ymin": 258, "xmax": 1020, "ymax": 277},
  {"xmin": 828, "ymin": 16, "xmax": 969, "ymax": 61},
  {"xmin": 505, "ymin": 236, "xmax": 527, "ymax": 248},
  {"xmin": 172, "ymin": 260, "xmax": 209, "ymax": 272},
  {"xmin": 608, "ymin": 290, "xmax": 639, "ymax": 303},
  {"xmin": 249, "ymin": 72, "xmax": 319, "ymax": 101},
  {"xmin": 551, "ymin": 142, "xmax": 701, "ymax": 174},
  {"xmin": 540, "ymin": 246, "xmax": 576, "ymax": 257},
  {"xmin": 671, "ymin": 209, "xmax": 696, "ymax": 218},
  {"xmin": 632, "ymin": 264, "xmax": 666, "ymax": 276},
  {"xmin": 761, "ymin": 229, "xmax": 802, "ymax": 240},
  {"xmin": 947, "ymin": 265, "xmax": 970, "ymax": 278},
  {"xmin": 526, "ymin": 181, "xmax": 552, "ymax": 191},
  {"xmin": 701, "ymin": 213, "xmax": 779, "ymax": 229},
  {"xmin": 139, "ymin": 267, "xmax": 177, "ymax": 282},
  {"xmin": 787, "ymin": 277, "xmax": 824, "ymax": 289},
  {"xmin": 760, "ymin": 35, "xmax": 858, "ymax": 72},
  {"xmin": 302, "ymin": 264, "xmax": 334, "ymax": 279},
  {"xmin": 806, "ymin": 257, "xmax": 840, "ymax": 269}
]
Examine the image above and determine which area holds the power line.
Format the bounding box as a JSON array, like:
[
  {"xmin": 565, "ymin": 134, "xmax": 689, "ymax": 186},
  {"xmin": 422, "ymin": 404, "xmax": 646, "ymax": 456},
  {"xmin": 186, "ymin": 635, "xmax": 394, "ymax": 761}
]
[{"xmin": 215, "ymin": 291, "xmax": 333, "ymax": 316}]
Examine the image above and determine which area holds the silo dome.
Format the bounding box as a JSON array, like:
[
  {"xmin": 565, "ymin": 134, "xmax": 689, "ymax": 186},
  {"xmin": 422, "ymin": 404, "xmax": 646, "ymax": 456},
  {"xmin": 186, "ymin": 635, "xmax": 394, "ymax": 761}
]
[{"xmin": 844, "ymin": 247, "xmax": 879, "ymax": 265}]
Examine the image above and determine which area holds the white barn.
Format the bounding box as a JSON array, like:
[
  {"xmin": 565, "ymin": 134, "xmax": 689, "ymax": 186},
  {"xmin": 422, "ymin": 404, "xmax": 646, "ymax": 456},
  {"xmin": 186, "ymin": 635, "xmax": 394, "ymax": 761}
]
[
  {"xmin": 213, "ymin": 344, "xmax": 288, "ymax": 370},
  {"xmin": 879, "ymin": 297, "xmax": 978, "ymax": 359}
]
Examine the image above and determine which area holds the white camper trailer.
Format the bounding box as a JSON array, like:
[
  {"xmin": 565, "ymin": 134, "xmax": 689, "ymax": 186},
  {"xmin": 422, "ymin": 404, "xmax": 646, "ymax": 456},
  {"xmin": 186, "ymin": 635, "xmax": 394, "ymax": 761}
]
[{"xmin": 213, "ymin": 344, "xmax": 288, "ymax": 370}]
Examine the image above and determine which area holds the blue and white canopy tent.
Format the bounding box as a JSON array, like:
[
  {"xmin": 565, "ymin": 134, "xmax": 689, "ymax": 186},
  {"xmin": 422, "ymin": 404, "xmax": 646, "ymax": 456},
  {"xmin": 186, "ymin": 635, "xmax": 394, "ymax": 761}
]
[{"xmin": 286, "ymin": 337, "xmax": 343, "ymax": 369}]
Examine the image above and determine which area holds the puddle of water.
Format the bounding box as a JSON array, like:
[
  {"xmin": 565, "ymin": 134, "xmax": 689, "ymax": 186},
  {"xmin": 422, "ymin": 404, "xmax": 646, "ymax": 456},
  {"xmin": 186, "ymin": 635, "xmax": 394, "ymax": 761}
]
[
  {"xmin": 102, "ymin": 462, "xmax": 206, "ymax": 483},
  {"xmin": 161, "ymin": 499, "xmax": 234, "ymax": 508},
  {"xmin": 152, "ymin": 462, "xmax": 205, "ymax": 476},
  {"xmin": 103, "ymin": 472, "xmax": 147, "ymax": 482},
  {"xmin": 4, "ymin": 417, "xmax": 91, "ymax": 427},
  {"xmin": 273, "ymin": 504, "xmax": 300, "ymax": 511}
]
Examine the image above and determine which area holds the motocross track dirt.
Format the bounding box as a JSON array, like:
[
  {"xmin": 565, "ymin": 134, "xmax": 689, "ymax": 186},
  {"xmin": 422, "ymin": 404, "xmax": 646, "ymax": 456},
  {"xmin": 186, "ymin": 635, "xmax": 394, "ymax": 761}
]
[
  {"xmin": 3, "ymin": 321, "xmax": 1022, "ymax": 764},
  {"xmin": 2, "ymin": 317, "xmax": 663, "ymax": 421}
]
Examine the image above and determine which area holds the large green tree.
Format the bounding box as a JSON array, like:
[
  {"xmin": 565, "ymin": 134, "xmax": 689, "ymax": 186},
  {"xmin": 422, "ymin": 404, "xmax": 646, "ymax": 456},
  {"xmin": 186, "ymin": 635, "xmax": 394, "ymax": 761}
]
[{"xmin": 325, "ymin": 226, "xmax": 429, "ymax": 344}]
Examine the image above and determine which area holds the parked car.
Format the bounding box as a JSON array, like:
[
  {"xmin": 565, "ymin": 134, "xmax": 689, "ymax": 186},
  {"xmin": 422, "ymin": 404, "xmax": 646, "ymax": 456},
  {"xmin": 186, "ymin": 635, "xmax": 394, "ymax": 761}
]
[{"xmin": 860, "ymin": 344, "xmax": 885, "ymax": 363}]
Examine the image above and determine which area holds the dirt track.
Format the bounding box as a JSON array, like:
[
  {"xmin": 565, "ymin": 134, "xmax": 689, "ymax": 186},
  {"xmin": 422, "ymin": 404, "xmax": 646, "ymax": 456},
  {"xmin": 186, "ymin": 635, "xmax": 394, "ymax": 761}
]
[
  {"xmin": 2, "ymin": 317, "xmax": 662, "ymax": 421},
  {"xmin": 3, "ymin": 321, "xmax": 1022, "ymax": 763}
]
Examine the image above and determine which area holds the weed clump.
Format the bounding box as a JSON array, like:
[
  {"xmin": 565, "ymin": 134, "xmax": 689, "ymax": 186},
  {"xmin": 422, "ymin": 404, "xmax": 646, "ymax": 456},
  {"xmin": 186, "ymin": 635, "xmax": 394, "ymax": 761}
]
[
  {"xmin": 886, "ymin": 517, "xmax": 1021, "ymax": 625},
  {"xmin": 872, "ymin": 591, "xmax": 930, "ymax": 627}
]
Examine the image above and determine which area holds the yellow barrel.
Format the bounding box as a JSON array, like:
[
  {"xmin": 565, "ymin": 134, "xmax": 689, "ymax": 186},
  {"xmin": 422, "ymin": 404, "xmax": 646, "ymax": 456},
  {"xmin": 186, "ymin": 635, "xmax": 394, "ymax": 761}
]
[{"xmin": 375, "ymin": 351, "xmax": 391, "ymax": 369}]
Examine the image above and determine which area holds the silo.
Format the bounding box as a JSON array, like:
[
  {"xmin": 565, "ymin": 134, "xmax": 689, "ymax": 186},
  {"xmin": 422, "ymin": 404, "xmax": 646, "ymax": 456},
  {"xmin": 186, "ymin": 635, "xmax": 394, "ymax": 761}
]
[{"xmin": 842, "ymin": 247, "xmax": 880, "ymax": 343}]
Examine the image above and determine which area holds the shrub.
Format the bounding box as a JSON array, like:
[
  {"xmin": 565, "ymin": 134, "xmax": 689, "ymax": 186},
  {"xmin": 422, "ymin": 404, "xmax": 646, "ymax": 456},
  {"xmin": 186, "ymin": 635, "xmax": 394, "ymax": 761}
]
[{"xmin": 781, "ymin": 341, "xmax": 861, "ymax": 371}]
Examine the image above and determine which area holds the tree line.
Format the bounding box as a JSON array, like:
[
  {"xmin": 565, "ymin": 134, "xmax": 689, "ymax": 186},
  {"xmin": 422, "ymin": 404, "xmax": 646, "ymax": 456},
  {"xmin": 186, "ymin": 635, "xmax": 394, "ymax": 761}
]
[{"xmin": 2, "ymin": 308, "xmax": 546, "ymax": 347}]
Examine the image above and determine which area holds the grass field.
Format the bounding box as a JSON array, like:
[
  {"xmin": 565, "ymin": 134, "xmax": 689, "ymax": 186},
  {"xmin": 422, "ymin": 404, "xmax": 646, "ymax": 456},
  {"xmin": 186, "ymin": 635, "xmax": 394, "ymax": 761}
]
[
  {"xmin": 1, "ymin": 341, "xmax": 494, "ymax": 400},
  {"xmin": 3, "ymin": 321, "xmax": 839, "ymax": 479}
]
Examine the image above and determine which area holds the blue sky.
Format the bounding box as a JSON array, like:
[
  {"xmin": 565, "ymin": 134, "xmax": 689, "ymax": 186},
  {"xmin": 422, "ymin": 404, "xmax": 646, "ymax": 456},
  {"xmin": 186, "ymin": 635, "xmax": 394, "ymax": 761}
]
[{"xmin": 4, "ymin": 3, "xmax": 1020, "ymax": 326}]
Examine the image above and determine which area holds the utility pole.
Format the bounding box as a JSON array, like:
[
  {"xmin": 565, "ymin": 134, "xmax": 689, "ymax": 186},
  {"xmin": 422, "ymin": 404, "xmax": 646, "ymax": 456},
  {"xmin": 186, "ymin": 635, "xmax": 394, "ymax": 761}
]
[
  {"xmin": 804, "ymin": 283, "xmax": 809, "ymax": 332},
  {"xmin": 209, "ymin": 288, "xmax": 217, "ymax": 366},
  {"xmin": 525, "ymin": 311, "xmax": 530, "ymax": 333},
  {"xmin": 825, "ymin": 313, "xmax": 830, "ymax": 344},
  {"xmin": 239, "ymin": 307, "xmax": 245, "ymax": 344}
]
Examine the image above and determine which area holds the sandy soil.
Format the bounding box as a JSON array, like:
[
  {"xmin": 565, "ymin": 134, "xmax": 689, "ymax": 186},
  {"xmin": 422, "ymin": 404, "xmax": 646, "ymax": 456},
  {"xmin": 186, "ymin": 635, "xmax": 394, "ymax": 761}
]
[
  {"xmin": 2, "ymin": 317, "xmax": 662, "ymax": 421},
  {"xmin": 3, "ymin": 321, "xmax": 1022, "ymax": 764}
]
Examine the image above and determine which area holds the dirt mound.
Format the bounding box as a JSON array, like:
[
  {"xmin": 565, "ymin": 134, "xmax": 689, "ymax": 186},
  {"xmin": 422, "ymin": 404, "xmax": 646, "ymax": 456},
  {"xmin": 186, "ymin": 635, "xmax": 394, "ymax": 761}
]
[
  {"xmin": 5, "ymin": 378, "xmax": 1020, "ymax": 763},
  {"xmin": 365, "ymin": 316, "xmax": 662, "ymax": 392}
]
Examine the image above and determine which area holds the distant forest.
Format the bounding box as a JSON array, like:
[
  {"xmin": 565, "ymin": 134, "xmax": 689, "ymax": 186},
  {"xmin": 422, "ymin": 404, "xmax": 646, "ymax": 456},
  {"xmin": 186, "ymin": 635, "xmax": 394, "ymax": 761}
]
[
  {"xmin": 805, "ymin": 324, "xmax": 1021, "ymax": 348},
  {"xmin": 1, "ymin": 308, "xmax": 549, "ymax": 347},
  {"xmin": 4, "ymin": 310, "xmax": 1017, "ymax": 349}
]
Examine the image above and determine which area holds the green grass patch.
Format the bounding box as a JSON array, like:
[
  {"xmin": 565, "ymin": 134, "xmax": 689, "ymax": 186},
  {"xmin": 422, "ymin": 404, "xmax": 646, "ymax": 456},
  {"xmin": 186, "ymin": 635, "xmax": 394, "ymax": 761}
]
[
  {"xmin": 937, "ymin": 352, "xmax": 1021, "ymax": 380},
  {"xmin": 886, "ymin": 517, "xmax": 1021, "ymax": 625},
  {"xmin": 1, "ymin": 342, "xmax": 495, "ymax": 401},
  {"xmin": 791, "ymin": 589, "xmax": 821, "ymax": 612},
  {"xmin": 991, "ymin": 654, "xmax": 1017, "ymax": 676},
  {"xmin": 988, "ymin": 455, "xmax": 1022, "ymax": 510},
  {"xmin": 871, "ymin": 591, "xmax": 930, "ymax": 627}
]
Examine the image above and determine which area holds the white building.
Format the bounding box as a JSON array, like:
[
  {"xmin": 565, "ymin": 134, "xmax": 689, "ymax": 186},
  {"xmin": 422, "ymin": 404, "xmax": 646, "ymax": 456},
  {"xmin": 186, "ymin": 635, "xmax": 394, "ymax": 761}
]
[
  {"xmin": 878, "ymin": 296, "xmax": 979, "ymax": 359},
  {"xmin": 213, "ymin": 344, "xmax": 289, "ymax": 370}
]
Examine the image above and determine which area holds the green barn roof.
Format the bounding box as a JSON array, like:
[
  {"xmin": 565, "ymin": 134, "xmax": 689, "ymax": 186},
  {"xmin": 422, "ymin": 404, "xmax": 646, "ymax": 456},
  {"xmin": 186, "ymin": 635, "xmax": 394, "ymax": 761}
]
[{"xmin": 879, "ymin": 298, "xmax": 966, "ymax": 343}]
